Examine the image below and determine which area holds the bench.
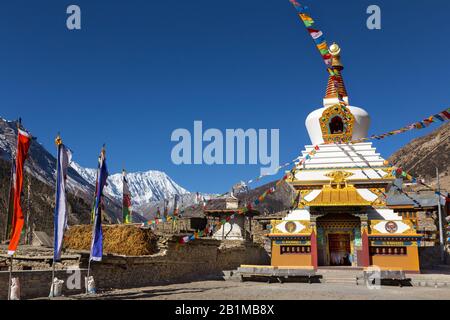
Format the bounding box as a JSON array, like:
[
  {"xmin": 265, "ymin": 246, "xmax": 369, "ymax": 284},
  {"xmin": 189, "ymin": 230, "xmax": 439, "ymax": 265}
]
[
  {"xmin": 357, "ymin": 267, "xmax": 411, "ymax": 287},
  {"xmin": 237, "ymin": 265, "xmax": 318, "ymax": 284}
]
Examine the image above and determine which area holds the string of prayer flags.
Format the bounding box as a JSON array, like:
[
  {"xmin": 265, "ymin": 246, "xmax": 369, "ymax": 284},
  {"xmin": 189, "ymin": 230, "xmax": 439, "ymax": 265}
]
[
  {"xmin": 248, "ymin": 145, "xmax": 321, "ymax": 207},
  {"xmin": 289, "ymin": 1, "xmax": 350, "ymax": 110},
  {"xmin": 382, "ymin": 160, "xmax": 450, "ymax": 202},
  {"xmin": 289, "ymin": 0, "xmax": 332, "ymax": 66},
  {"xmin": 141, "ymin": 215, "xmax": 177, "ymax": 228},
  {"xmin": 353, "ymin": 107, "xmax": 450, "ymax": 143}
]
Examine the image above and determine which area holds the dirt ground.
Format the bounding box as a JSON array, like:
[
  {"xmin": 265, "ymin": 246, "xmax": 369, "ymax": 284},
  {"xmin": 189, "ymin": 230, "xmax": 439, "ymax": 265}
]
[{"xmin": 67, "ymin": 280, "xmax": 450, "ymax": 300}]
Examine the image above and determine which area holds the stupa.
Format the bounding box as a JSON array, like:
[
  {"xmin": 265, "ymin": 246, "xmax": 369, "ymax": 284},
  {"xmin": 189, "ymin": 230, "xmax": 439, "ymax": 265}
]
[{"xmin": 268, "ymin": 44, "xmax": 423, "ymax": 272}]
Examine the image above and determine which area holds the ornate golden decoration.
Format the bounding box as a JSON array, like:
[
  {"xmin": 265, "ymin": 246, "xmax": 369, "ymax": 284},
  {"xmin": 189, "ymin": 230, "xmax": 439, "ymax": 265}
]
[
  {"xmin": 299, "ymin": 171, "xmax": 371, "ymax": 207},
  {"xmin": 55, "ymin": 135, "xmax": 62, "ymax": 146},
  {"xmin": 369, "ymin": 188, "xmax": 386, "ymax": 207},
  {"xmin": 329, "ymin": 43, "xmax": 343, "ymax": 68},
  {"xmin": 320, "ymin": 104, "xmax": 355, "ymax": 143},
  {"xmin": 325, "ymin": 171, "xmax": 354, "ymax": 187},
  {"xmin": 306, "ymin": 184, "xmax": 372, "ymax": 207},
  {"xmin": 297, "ymin": 190, "xmax": 312, "ymax": 208},
  {"xmin": 381, "ymin": 168, "xmax": 396, "ymax": 179}
]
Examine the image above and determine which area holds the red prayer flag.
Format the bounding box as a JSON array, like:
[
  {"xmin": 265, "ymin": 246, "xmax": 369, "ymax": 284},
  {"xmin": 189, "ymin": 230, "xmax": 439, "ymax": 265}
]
[
  {"xmin": 8, "ymin": 129, "xmax": 31, "ymax": 256},
  {"xmin": 442, "ymin": 110, "xmax": 450, "ymax": 120}
]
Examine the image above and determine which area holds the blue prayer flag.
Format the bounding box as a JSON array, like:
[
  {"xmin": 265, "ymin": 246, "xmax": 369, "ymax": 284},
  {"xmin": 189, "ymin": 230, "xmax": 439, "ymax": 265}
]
[{"xmin": 90, "ymin": 147, "xmax": 109, "ymax": 262}]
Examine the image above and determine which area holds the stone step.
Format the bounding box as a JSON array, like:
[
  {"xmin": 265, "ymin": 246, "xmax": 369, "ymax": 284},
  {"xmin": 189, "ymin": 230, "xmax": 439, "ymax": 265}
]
[
  {"xmin": 412, "ymin": 280, "xmax": 450, "ymax": 288},
  {"xmin": 222, "ymin": 270, "xmax": 241, "ymax": 281},
  {"xmin": 322, "ymin": 278, "xmax": 358, "ymax": 284},
  {"xmin": 318, "ymin": 273, "xmax": 362, "ymax": 278},
  {"xmin": 318, "ymin": 271, "xmax": 362, "ymax": 275}
]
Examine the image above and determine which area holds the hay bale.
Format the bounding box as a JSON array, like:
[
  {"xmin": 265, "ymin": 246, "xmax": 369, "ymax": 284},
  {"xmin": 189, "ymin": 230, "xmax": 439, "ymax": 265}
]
[{"xmin": 64, "ymin": 225, "xmax": 159, "ymax": 256}]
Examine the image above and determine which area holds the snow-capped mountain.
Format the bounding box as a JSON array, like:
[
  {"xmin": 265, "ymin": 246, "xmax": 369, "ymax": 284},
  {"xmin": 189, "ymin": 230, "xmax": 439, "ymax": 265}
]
[
  {"xmin": 70, "ymin": 162, "xmax": 190, "ymax": 208},
  {"xmin": 0, "ymin": 117, "xmax": 93, "ymax": 194},
  {"xmin": 107, "ymin": 170, "xmax": 189, "ymax": 205},
  {"xmin": 0, "ymin": 116, "xmax": 188, "ymax": 224}
]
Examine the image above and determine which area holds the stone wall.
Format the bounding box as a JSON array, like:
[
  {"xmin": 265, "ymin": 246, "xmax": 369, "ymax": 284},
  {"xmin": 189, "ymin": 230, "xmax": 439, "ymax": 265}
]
[
  {"xmin": 154, "ymin": 218, "xmax": 207, "ymax": 234},
  {"xmin": 0, "ymin": 269, "xmax": 87, "ymax": 300},
  {"xmin": 88, "ymin": 238, "xmax": 269, "ymax": 290},
  {"xmin": 419, "ymin": 246, "xmax": 445, "ymax": 269},
  {"xmin": 0, "ymin": 238, "xmax": 269, "ymax": 299}
]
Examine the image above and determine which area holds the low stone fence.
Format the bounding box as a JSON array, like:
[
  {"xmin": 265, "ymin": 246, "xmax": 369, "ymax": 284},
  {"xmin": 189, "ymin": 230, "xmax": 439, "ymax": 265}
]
[
  {"xmin": 88, "ymin": 238, "xmax": 269, "ymax": 290},
  {"xmin": 0, "ymin": 238, "xmax": 269, "ymax": 299},
  {"xmin": 0, "ymin": 269, "xmax": 88, "ymax": 300}
]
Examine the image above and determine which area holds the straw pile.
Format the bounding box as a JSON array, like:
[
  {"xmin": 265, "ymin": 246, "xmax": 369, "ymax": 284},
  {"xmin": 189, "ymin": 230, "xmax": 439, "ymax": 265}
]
[{"xmin": 64, "ymin": 224, "xmax": 159, "ymax": 256}]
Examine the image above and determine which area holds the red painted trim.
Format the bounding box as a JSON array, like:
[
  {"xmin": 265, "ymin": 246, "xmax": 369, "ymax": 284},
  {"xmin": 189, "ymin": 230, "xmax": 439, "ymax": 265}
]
[
  {"xmin": 310, "ymin": 230, "xmax": 318, "ymax": 270},
  {"xmin": 361, "ymin": 229, "xmax": 370, "ymax": 267}
]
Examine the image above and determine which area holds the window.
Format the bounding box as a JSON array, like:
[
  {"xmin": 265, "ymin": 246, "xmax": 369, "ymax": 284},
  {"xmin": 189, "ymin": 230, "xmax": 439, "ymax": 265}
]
[
  {"xmin": 280, "ymin": 245, "xmax": 311, "ymax": 255},
  {"xmin": 329, "ymin": 116, "xmax": 344, "ymax": 134},
  {"xmin": 370, "ymin": 246, "xmax": 407, "ymax": 255}
]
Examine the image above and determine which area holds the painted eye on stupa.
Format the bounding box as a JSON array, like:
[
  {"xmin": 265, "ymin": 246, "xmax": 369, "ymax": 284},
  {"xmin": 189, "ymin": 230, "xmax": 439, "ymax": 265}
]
[{"xmin": 275, "ymin": 221, "xmax": 305, "ymax": 234}]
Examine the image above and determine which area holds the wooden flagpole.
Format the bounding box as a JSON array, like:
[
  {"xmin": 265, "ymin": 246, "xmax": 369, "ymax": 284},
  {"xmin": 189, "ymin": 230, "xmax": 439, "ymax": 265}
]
[
  {"xmin": 7, "ymin": 256, "xmax": 13, "ymax": 300},
  {"xmin": 86, "ymin": 257, "xmax": 92, "ymax": 294},
  {"xmin": 122, "ymin": 167, "xmax": 125, "ymax": 224},
  {"xmin": 3, "ymin": 155, "xmax": 14, "ymax": 242},
  {"xmin": 6, "ymin": 119, "xmax": 21, "ymax": 300},
  {"xmin": 50, "ymin": 261, "xmax": 56, "ymax": 297},
  {"xmin": 25, "ymin": 181, "xmax": 31, "ymax": 244},
  {"xmin": 86, "ymin": 145, "xmax": 105, "ymax": 294},
  {"xmin": 50, "ymin": 134, "xmax": 60, "ymax": 297},
  {"xmin": 3, "ymin": 119, "xmax": 21, "ymax": 242}
]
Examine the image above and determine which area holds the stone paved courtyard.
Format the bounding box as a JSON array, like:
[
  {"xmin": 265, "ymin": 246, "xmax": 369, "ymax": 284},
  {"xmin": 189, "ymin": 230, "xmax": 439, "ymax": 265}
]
[{"xmin": 64, "ymin": 280, "xmax": 450, "ymax": 300}]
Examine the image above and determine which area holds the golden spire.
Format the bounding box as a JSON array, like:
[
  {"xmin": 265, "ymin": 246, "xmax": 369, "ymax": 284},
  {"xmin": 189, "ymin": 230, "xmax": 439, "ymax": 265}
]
[
  {"xmin": 55, "ymin": 134, "xmax": 62, "ymax": 146},
  {"xmin": 329, "ymin": 42, "xmax": 343, "ymax": 69},
  {"xmin": 324, "ymin": 42, "xmax": 348, "ymax": 104}
]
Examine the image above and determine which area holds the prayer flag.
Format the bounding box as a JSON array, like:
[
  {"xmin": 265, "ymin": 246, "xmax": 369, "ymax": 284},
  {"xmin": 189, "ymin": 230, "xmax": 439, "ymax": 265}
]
[
  {"xmin": 7, "ymin": 129, "xmax": 31, "ymax": 256},
  {"xmin": 53, "ymin": 139, "xmax": 72, "ymax": 261},
  {"xmin": 90, "ymin": 147, "xmax": 109, "ymax": 262},
  {"xmin": 122, "ymin": 170, "xmax": 132, "ymax": 224}
]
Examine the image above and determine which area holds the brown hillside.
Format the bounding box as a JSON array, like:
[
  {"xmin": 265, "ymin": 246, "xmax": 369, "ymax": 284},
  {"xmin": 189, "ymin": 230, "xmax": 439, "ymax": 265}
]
[
  {"xmin": 389, "ymin": 122, "xmax": 450, "ymax": 191},
  {"xmin": 0, "ymin": 159, "xmax": 92, "ymax": 242}
]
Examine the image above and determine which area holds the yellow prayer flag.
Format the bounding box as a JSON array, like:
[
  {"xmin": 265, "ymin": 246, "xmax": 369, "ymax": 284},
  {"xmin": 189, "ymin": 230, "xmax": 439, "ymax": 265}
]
[
  {"xmin": 299, "ymin": 13, "xmax": 313, "ymax": 22},
  {"xmin": 316, "ymin": 42, "xmax": 328, "ymax": 51}
]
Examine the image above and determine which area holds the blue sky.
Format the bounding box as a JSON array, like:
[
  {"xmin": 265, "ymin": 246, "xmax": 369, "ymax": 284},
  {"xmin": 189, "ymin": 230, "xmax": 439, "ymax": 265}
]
[{"xmin": 0, "ymin": 0, "xmax": 449, "ymax": 194}]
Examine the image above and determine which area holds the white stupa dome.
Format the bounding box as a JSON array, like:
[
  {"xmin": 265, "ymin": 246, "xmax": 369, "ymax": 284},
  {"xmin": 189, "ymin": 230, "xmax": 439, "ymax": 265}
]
[
  {"xmin": 306, "ymin": 105, "xmax": 370, "ymax": 145},
  {"xmin": 304, "ymin": 43, "xmax": 370, "ymax": 145}
]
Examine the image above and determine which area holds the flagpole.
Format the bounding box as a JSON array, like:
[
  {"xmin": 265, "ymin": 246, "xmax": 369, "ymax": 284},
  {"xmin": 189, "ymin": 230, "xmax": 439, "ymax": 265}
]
[
  {"xmin": 25, "ymin": 180, "xmax": 31, "ymax": 244},
  {"xmin": 122, "ymin": 168, "xmax": 125, "ymax": 224},
  {"xmin": 50, "ymin": 134, "xmax": 61, "ymax": 297},
  {"xmin": 86, "ymin": 257, "xmax": 92, "ymax": 294},
  {"xmin": 4, "ymin": 120, "xmax": 20, "ymax": 242},
  {"xmin": 7, "ymin": 120, "xmax": 20, "ymax": 300},
  {"xmin": 87, "ymin": 147, "xmax": 102, "ymax": 293},
  {"xmin": 3, "ymin": 154, "xmax": 14, "ymax": 242},
  {"xmin": 86, "ymin": 144, "xmax": 106, "ymax": 294},
  {"xmin": 50, "ymin": 260, "xmax": 56, "ymax": 297},
  {"xmin": 7, "ymin": 256, "xmax": 13, "ymax": 300}
]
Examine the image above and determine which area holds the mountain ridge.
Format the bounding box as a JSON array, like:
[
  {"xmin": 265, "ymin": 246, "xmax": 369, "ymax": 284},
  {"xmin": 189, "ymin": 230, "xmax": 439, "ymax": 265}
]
[
  {"xmin": 0, "ymin": 117, "xmax": 189, "ymax": 229},
  {"xmin": 388, "ymin": 122, "xmax": 450, "ymax": 191}
]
